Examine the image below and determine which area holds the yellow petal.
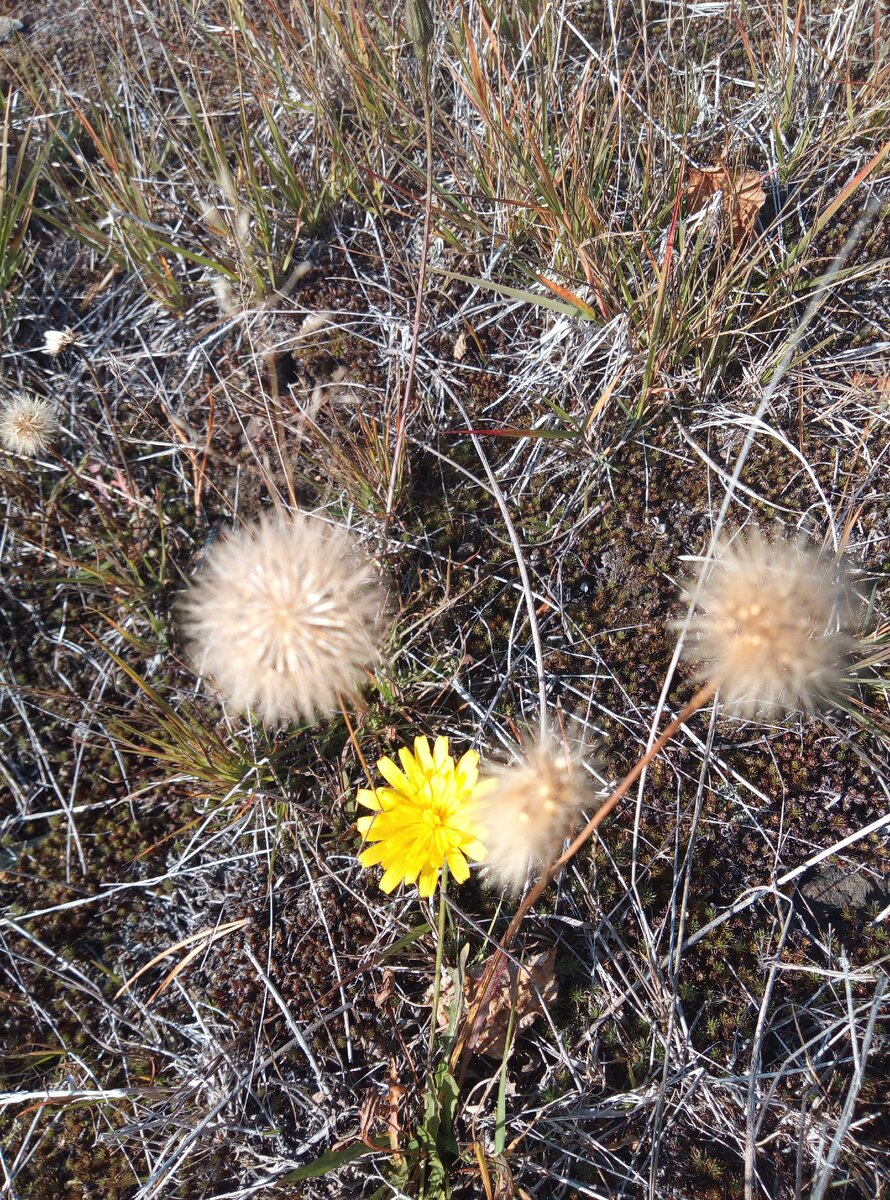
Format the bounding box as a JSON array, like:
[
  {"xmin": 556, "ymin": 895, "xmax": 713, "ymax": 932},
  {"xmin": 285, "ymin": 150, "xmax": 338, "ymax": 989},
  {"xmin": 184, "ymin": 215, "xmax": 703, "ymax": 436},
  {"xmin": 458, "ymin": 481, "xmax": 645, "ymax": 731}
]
[
  {"xmin": 356, "ymin": 814, "xmax": 377, "ymax": 836},
  {"xmin": 461, "ymin": 837, "xmax": 487, "ymax": 862},
  {"xmin": 413, "ymin": 736, "xmax": 434, "ymax": 773},
  {"xmin": 446, "ymin": 849, "xmax": 470, "ymax": 884},
  {"xmin": 456, "ymin": 749, "xmax": 479, "ymax": 789},
  {"xmin": 418, "ymin": 864, "xmax": 440, "ymax": 897},
  {"xmin": 380, "ymin": 863, "xmax": 406, "ymax": 893},
  {"xmin": 373, "ymin": 787, "xmax": 405, "ymax": 811},
  {"xmin": 402, "ymin": 861, "xmax": 423, "ymax": 888},
  {"xmin": 356, "ymin": 788, "xmax": 381, "ymax": 811},
  {"xmin": 360, "ymin": 843, "xmax": 389, "ymax": 867},
  {"xmin": 377, "ymin": 756, "xmax": 412, "ymax": 794},
  {"xmin": 398, "ymin": 745, "xmax": 426, "ymax": 788},
  {"xmin": 433, "ymin": 736, "xmax": 450, "ymax": 768}
]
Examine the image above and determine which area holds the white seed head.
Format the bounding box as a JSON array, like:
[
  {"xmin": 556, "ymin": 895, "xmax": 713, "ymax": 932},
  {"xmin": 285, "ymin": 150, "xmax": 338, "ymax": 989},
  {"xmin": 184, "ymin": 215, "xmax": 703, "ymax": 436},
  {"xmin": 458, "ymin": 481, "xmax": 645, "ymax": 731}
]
[
  {"xmin": 42, "ymin": 328, "xmax": 78, "ymax": 356},
  {"xmin": 476, "ymin": 736, "xmax": 600, "ymax": 893},
  {"xmin": 179, "ymin": 514, "xmax": 387, "ymax": 726},
  {"xmin": 681, "ymin": 528, "xmax": 850, "ymax": 716},
  {"xmin": 0, "ymin": 395, "xmax": 59, "ymax": 455}
]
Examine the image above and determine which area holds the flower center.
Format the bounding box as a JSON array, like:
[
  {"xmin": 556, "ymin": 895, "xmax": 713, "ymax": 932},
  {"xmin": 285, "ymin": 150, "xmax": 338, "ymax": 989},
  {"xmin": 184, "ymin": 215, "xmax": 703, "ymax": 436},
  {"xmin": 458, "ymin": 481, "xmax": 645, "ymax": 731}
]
[
  {"xmin": 425, "ymin": 810, "xmax": 445, "ymax": 831},
  {"xmin": 421, "ymin": 782, "xmax": 451, "ymax": 829}
]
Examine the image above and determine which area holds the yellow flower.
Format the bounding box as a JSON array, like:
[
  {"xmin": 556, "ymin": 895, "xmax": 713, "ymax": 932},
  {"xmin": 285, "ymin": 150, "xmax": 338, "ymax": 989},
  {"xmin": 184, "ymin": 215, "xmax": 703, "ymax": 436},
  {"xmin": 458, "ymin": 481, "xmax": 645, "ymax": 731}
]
[{"xmin": 356, "ymin": 736, "xmax": 488, "ymax": 898}]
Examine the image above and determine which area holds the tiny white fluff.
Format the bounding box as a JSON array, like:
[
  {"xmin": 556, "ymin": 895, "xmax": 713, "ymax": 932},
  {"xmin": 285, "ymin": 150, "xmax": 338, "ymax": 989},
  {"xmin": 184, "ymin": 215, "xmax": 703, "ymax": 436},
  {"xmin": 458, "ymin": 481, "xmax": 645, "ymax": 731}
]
[{"xmin": 43, "ymin": 328, "xmax": 78, "ymax": 356}]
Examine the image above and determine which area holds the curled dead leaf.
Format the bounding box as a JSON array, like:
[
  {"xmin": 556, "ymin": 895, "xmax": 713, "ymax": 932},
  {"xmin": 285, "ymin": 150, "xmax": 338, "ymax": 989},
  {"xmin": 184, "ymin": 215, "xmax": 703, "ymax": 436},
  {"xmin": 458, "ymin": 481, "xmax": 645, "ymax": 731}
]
[
  {"xmin": 431, "ymin": 946, "xmax": 558, "ymax": 1059},
  {"xmin": 850, "ymin": 372, "xmax": 890, "ymax": 398},
  {"xmin": 358, "ymin": 1059, "xmax": 405, "ymax": 1159},
  {"xmin": 374, "ymin": 967, "xmax": 396, "ymax": 1008},
  {"xmin": 686, "ymin": 160, "xmax": 766, "ymax": 245}
]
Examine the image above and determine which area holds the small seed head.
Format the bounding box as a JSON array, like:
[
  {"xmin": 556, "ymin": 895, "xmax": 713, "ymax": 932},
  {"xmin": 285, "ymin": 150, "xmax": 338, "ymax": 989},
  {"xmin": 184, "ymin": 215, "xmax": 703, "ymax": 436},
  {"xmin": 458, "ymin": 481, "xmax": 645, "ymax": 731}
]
[
  {"xmin": 43, "ymin": 328, "xmax": 78, "ymax": 356},
  {"xmin": 475, "ymin": 735, "xmax": 601, "ymax": 892}
]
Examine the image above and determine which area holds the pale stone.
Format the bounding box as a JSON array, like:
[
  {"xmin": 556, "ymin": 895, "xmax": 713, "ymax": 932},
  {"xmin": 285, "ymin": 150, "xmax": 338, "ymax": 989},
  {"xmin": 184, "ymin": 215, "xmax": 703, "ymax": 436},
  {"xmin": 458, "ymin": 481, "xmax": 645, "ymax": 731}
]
[{"xmin": 0, "ymin": 17, "xmax": 24, "ymax": 43}]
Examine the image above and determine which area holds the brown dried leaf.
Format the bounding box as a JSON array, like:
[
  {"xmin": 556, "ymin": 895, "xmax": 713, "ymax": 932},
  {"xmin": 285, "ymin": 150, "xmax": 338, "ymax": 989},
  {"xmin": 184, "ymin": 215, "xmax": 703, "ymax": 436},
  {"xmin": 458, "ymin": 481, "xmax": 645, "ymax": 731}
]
[
  {"xmin": 358, "ymin": 1089, "xmax": 386, "ymax": 1146},
  {"xmin": 433, "ymin": 969, "xmax": 458, "ymax": 1025},
  {"xmin": 850, "ymin": 372, "xmax": 890, "ymax": 397},
  {"xmin": 433, "ymin": 947, "xmax": 558, "ymax": 1059},
  {"xmin": 373, "ymin": 967, "xmax": 396, "ymax": 1008},
  {"xmin": 386, "ymin": 1060, "xmax": 406, "ymax": 1157},
  {"xmin": 686, "ymin": 161, "xmax": 766, "ymax": 245},
  {"xmin": 358, "ymin": 1060, "xmax": 405, "ymax": 1159}
]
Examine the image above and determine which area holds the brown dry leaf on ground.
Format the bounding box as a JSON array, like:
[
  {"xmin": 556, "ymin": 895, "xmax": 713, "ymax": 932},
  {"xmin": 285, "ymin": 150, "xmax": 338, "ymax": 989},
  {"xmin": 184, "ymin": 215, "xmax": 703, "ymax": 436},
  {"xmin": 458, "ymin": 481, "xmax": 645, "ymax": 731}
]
[
  {"xmin": 373, "ymin": 967, "xmax": 397, "ymax": 1008},
  {"xmin": 358, "ymin": 1060, "xmax": 405, "ymax": 1157},
  {"xmin": 686, "ymin": 161, "xmax": 766, "ymax": 244},
  {"xmin": 850, "ymin": 372, "xmax": 890, "ymax": 398},
  {"xmin": 432, "ymin": 946, "xmax": 558, "ymax": 1059}
]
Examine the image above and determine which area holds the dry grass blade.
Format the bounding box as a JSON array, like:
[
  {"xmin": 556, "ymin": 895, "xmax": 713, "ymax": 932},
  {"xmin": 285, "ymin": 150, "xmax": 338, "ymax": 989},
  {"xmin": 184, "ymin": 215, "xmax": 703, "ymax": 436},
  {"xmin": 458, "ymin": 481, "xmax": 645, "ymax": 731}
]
[{"xmin": 113, "ymin": 919, "xmax": 248, "ymax": 1003}]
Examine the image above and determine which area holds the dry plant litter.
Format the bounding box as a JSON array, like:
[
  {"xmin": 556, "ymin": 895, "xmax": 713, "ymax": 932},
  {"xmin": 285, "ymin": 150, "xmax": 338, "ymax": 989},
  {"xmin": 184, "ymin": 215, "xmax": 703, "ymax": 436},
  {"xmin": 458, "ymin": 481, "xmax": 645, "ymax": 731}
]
[{"xmin": 0, "ymin": 1, "xmax": 889, "ymax": 1198}]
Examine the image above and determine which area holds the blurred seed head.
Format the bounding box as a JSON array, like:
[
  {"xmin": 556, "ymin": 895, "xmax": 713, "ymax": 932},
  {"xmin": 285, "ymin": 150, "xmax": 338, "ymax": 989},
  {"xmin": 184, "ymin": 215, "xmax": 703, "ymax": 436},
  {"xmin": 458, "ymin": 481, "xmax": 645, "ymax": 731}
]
[
  {"xmin": 43, "ymin": 328, "xmax": 78, "ymax": 356},
  {"xmin": 200, "ymin": 203, "xmax": 228, "ymax": 236},
  {"xmin": 0, "ymin": 395, "xmax": 59, "ymax": 455},
  {"xmin": 475, "ymin": 734, "xmax": 601, "ymax": 893},
  {"xmin": 680, "ymin": 528, "xmax": 851, "ymax": 716},
  {"xmin": 210, "ymin": 274, "xmax": 239, "ymax": 316},
  {"xmin": 179, "ymin": 513, "xmax": 387, "ymax": 726}
]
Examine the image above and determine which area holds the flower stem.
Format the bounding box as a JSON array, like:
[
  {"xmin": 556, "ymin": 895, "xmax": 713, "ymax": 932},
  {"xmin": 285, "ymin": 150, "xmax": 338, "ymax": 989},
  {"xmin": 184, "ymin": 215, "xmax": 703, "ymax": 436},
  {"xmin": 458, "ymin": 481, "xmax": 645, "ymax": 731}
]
[
  {"xmin": 428, "ymin": 863, "xmax": 449, "ymax": 1070},
  {"xmin": 384, "ymin": 35, "xmax": 434, "ymax": 527}
]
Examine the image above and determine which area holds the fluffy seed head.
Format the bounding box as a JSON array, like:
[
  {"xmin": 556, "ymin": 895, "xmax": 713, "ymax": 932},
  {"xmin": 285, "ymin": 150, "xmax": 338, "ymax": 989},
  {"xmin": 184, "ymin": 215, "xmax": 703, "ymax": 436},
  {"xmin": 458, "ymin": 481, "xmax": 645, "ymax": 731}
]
[
  {"xmin": 475, "ymin": 736, "xmax": 600, "ymax": 893},
  {"xmin": 0, "ymin": 395, "xmax": 58, "ymax": 456},
  {"xmin": 43, "ymin": 327, "xmax": 78, "ymax": 356},
  {"xmin": 179, "ymin": 513, "xmax": 386, "ymax": 725},
  {"xmin": 681, "ymin": 528, "xmax": 849, "ymax": 716}
]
